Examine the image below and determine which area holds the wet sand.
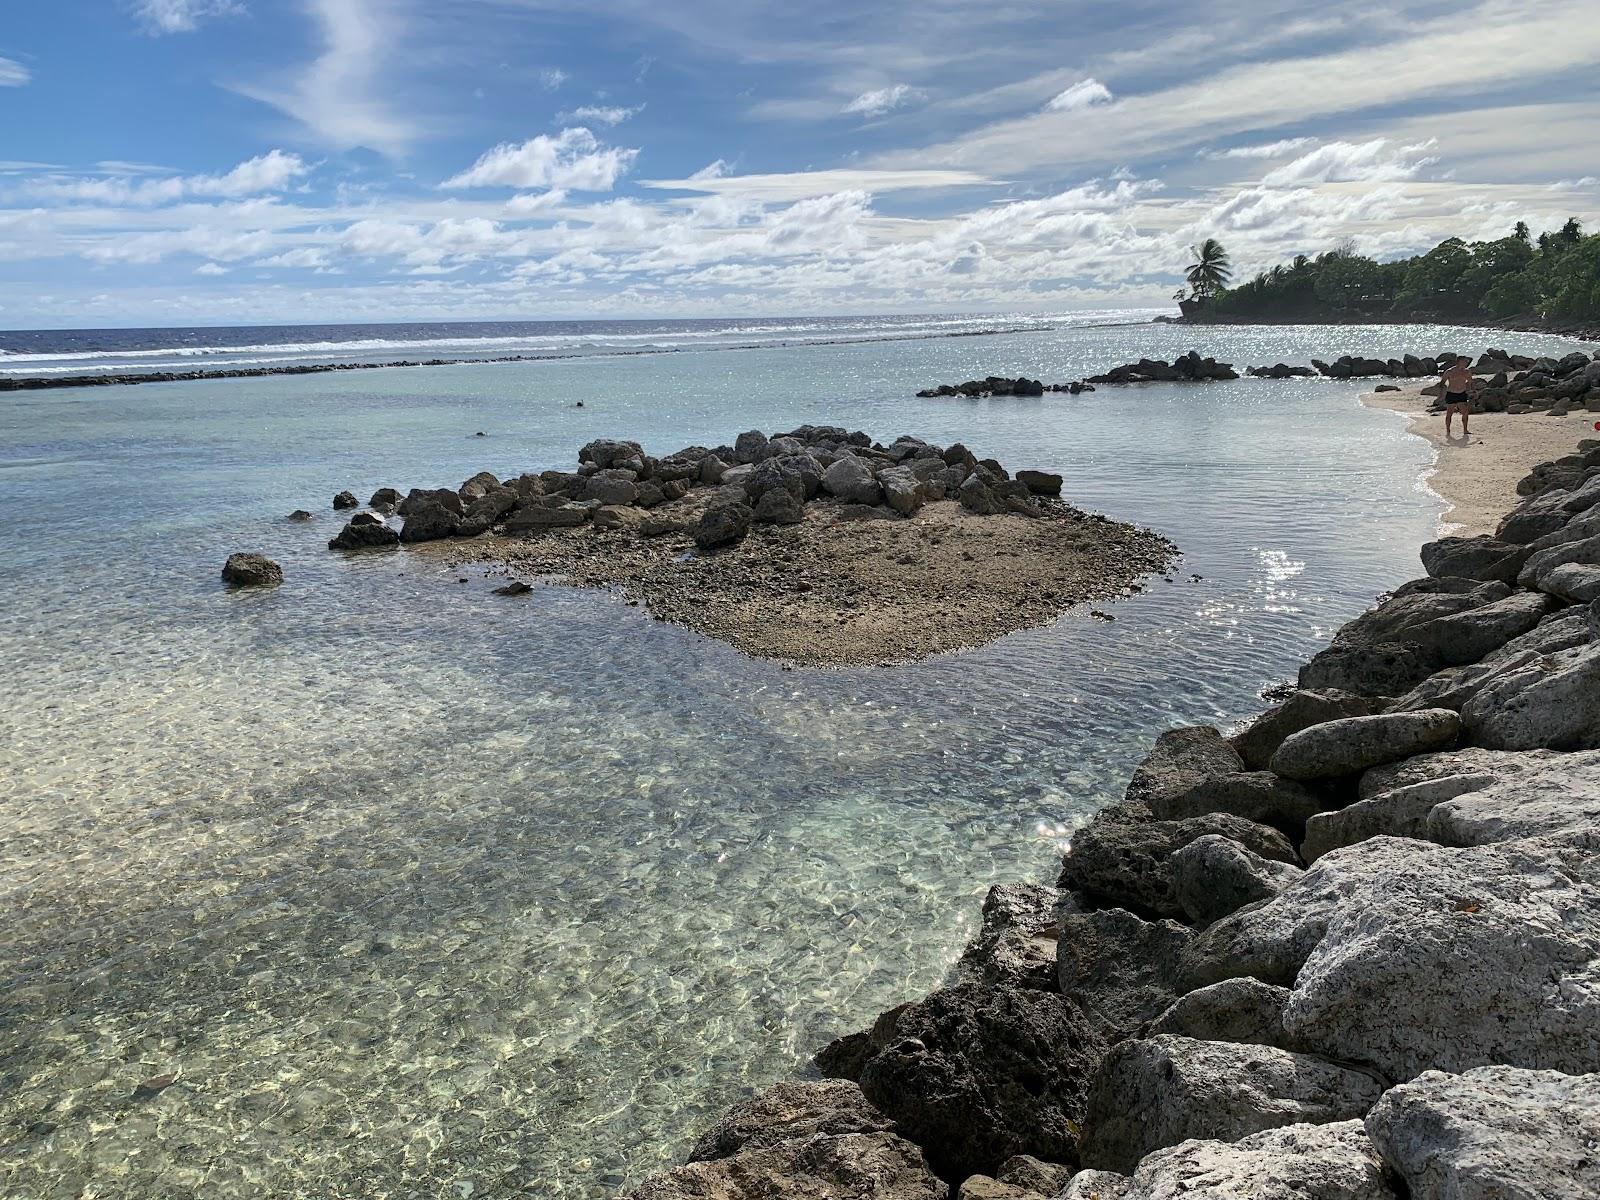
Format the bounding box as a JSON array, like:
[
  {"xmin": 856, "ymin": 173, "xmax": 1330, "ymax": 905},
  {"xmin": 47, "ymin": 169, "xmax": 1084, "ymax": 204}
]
[
  {"xmin": 431, "ymin": 499, "xmax": 1178, "ymax": 668},
  {"xmin": 1362, "ymin": 385, "xmax": 1597, "ymax": 536}
]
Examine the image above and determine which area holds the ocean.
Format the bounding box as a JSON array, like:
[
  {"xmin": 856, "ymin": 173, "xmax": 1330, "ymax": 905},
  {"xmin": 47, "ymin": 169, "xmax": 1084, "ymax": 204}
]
[{"xmin": 0, "ymin": 314, "xmax": 1586, "ymax": 1198}]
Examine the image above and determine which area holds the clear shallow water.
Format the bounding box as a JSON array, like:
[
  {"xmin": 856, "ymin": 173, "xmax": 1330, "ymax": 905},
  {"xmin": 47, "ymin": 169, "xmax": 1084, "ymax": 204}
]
[{"xmin": 0, "ymin": 320, "xmax": 1587, "ymax": 1198}]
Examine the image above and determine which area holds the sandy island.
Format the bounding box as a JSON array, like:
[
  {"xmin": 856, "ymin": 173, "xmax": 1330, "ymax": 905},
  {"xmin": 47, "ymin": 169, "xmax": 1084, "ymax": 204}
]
[
  {"xmin": 431, "ymin": 498, "xmax": 1176, "ymax": 668},
  {"xmin": 1363, "ymin": 383, "xmax": 1599, "ymax": 537}
]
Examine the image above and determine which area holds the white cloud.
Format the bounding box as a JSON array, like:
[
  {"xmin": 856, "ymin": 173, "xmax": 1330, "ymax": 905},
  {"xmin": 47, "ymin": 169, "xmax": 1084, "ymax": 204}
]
[
  {"xmin": 22, "ymin": 151, "xmax": 310, "ymax": 205},
  {"xmin": 506, "ymin": 188, "xmax": 568, "ymax": 214},
  {"xmin": 0, "ymin": 57, "xmax": 31, "ymax": 86},
  {"xmin": 559, "ymin": 104, "xmax": 641, "ymax": 126},
  {"xmin": 642, "ymin": 167, "xmax": 993, "ymax": 201},
  {"xmin": 882, "ymin": 0, "xmax": 1600, "ymax": 173},
  {"xmin": 1044, "ymin": 79, "xmax": 1113, "ymax": 112},
  {"xmin": 255, "ymin": 247, "xmax": 333, "ymax": 268},
  {"xmin": 1259, "ymin": 138, "xmax": 1437, "ymax": 186},
  {"xmin": 539, "ymin": 67, "xmax": 569, "ymax": 91},
  {"xmin": 195, "ymin": 262, "xmax": 230, "ymax": 275},
  {"xmin": 230, "ymin": 0, "xmax": 415, "ymax": 155},
  {"xmin": 842, "ymin": 84, "xmax": 923, "ymax": 118},
  {"xmin": 1550, "ymin": 175, "xmax": 1598, "ymax": 189},
  {"xmin": 1201, "ymin": 137, "xmax": 1316, "ymax": 160},
  {"xmin": 442, "ymin": 128, "xmax": 638, "ymax": 191},
  {"xmin": 132, "ymin": 0, "xmax": 240, "ymax": 34}
]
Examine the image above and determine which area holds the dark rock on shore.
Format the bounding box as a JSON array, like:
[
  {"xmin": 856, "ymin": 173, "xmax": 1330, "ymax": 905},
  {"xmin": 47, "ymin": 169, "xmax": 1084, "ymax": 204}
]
[
  {"xmin": 857, "ymin": 982, "xmax": 1107, "ymax": 1181},
  {"xmin": 221, "ymin": 552, "xmax": 282, "ymax": 587},
  {"xmin": 329, "ymin": 517, "xmax": 400, "ymax": 550}
]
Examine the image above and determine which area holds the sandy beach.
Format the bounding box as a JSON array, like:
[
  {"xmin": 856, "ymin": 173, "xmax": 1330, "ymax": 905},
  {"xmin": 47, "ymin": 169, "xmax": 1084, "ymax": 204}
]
[{"xmin": 1362, "ymin": 384, "xmax": 1598, "ymax": 536}]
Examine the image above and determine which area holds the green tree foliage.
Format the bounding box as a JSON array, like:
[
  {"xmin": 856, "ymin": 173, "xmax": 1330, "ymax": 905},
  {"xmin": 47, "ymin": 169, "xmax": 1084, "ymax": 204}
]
[
  {"xmin": 1185, "ymin": 239, "xmax": 1233, "ymax": 298},
  {"xmin": 1199, "ymin": 220, "xmax": 1600, "ymax": 325}
]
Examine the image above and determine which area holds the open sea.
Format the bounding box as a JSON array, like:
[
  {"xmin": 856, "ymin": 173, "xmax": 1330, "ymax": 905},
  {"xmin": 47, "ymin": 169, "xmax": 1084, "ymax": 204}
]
[{"xmin": 0, "ymin": 313, "xmax": 1588, "ymax": 1198}]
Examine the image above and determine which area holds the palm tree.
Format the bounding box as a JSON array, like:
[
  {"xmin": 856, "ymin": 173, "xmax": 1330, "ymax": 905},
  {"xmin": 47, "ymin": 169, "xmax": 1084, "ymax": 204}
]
[{"xmin": 1186, "ymin": 239, "xmax": 1233, "ymax": 299}]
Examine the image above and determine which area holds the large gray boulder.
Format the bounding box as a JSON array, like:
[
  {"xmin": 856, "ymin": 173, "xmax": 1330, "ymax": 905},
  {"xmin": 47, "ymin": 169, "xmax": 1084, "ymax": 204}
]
[
  {"xmin": 1384, "ymin": 604, "xmax": 1594, "ymax": 711},
  {"xmin": 328, "ymin": 518, "xmax": 400, "ymax": 550},
  {"xmin": 1301, "ymin": 774, "xmax": 1495, "ymax": 862},
  {"xmin": 1358, "ymin": 746, "xmax": 1563, "ymax": 799},
  {"xmin": 1125, "ymin": 726, "xmax": 1246, "ymax": 811},
  {"xmin": 624, "ymin": 1131, "xmax": 945, "ymax": 1199},
  {"xmin": 1540, "ymin": 563, "xmax": 1600, "ymax": 602},
  {"xmin": 1149, "ymin": 772, "xmax": 1329, "ymax": 838},
  {"xmin": 822, "ymin": 455, "xmax": 883, "ymax": 505},
  {"xmin": 687, "ymin": 1081, "xmax": 895, "ymax": 1163},
  {"xmin": 1230, "ymin": 690, "xmax": 1378, "ymax": 771},
  {"xmin": 1077, "ymin": 1037, "xmax": 1385, "ymax": 1174},
  {"xmin": 1069, "ymin": 1120, "xmax": 1398, "ymax": 1200},
  {"xmin": 753, "ymin": 488, "xmax": 805, "ymax": 526},
  {"xmin": 1270, "ymin": 709, "xmax": 1459, "ymax": 780},
  {"xmin": 696, "ymin": 502, "xmax": 754, "ymax": 551},
  {"xmin": 1460, "ymin": 642, "xmax": 1600, "ymax": 749},
  {"xmin": 400, "ymin": 499, "xmax": 463, "ymax": 542},
  {"xmin": 582, "ymin": 468, "xmax": 639, "ymax": 506},
  {"xmin": 1185, "ymin": 833, "xmax": 1600, "ymax": 1080},
  {"xmin": 858, "ymin": 982, "xmax": 1107, "ymax": 1181},
  {"xmin": 732, "ymin": 430, "xmax": 768, "ymax": 464},
  {"xmin": 578, "ymin": 438, "xmax": 645, "ymax": 471},
  {"xmin": 1297, "ymin": 584, "xmax": 1513, "ymax": 694},
  {"xmin": 1169, "ymin": 834, "xmax": 1302, "ymax": 926},
  {"xmin": 1408, "ymin": 590, "xmax": 1557, "ymax": 667},
  {"xmin": 1057, "ymin": 909, "xmax": 1193, "ymax": 1038},
  {"xmin": 1420, "ymin": 535, "xmax": 1533, "ymax": 584},
  {"xmin": 1149, "ymin": 978, "xmax": 1296, "ymax": 1051},
  {"xmin": 878, "ymin": 466, "xmax": 924, "ymax": 516},
  {"xmin": 1517, "ymin": 530, "xmax": 1600, "ymax": 588},
  {"xmin": 1426, "ymin": 751, "xmax": 1600, "ymax": 846},
  {"xmin": 1058, "ymin": 807, "xmax": 1296, "ymax": 919},
  {"xmin": 1365, "ymin": 1065, "xmax": 1600, "ymax": 1200}
]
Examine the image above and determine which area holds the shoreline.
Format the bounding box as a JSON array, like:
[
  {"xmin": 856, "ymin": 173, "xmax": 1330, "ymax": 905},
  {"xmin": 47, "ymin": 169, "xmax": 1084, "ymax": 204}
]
[
  {"xmin": 1361, "ymin": 382, "xmax": 1598, "ymax": 536},
  {"xmin": 622, "ymin": 422, "xmax": 1600, "ymax": 1195}
]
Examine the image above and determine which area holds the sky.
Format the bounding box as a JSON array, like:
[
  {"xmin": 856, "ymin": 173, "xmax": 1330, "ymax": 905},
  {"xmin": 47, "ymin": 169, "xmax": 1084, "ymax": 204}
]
[{"xmin": 1, "ymin": 0, "xmax": 1597, "ymax": 328}]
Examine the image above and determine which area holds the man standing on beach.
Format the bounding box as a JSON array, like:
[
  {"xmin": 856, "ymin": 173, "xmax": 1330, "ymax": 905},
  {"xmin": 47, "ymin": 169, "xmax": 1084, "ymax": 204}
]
[{"xmin": 1440, "ymin": 356, "xmax": 1476, "ymax": 437}]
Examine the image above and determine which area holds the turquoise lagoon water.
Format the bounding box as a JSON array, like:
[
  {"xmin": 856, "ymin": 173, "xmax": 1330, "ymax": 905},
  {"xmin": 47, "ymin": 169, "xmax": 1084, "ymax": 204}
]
[{"xmin": 0, "ymin": 320, "xmax": 1588, "ymax": 1198}]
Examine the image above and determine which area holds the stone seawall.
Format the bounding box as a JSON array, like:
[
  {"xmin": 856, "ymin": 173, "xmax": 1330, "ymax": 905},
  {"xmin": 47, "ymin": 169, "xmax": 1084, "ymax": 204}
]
[{"xmin": 622, "ymin": 438, "xmax": 1600, "ymax": 1199}]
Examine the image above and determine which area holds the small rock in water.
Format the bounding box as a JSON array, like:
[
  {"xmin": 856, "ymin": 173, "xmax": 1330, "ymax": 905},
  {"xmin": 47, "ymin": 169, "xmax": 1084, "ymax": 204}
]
[
  {"xmin": 493, "ymin": 581, "xmax": 533, "ymax": 596},
  {"xmin": 1090, "ymin": 609, "xmax": 1115, "ymax": 621},
  {"xmin": 333, "ymin": 490, "xmax": 358, "ymax": 509},
  {"xmin": 287, "ymin": 510, "xmax": 313, "ymax": 522},
  {"xmin": 474, "ymin": 431, "xmax": 486, "ymax": 437},
  {"xmin": 134, "ymin": 1072, "xmax": 178, "ymax": 1098},
  {"xmin": 221, "ymin": 553, "xmax": 282, "ymax": 588}
]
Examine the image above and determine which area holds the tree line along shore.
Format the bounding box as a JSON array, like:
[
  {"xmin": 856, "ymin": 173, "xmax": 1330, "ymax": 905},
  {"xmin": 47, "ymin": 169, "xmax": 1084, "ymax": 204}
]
[
  {"xmin": 617, "ymin": 433, "xmax": 1600, "ymax": 1198},
  {"xmin": 1177, "ymin": 218, "xmax": 1600, "ymax": 334}
]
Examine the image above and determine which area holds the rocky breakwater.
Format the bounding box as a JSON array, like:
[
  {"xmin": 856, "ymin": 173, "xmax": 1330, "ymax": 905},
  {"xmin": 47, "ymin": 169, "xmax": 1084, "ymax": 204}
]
[
  {"xmin": 622, "ymin": 436, "xmax": 1600, "ymax": 1198},
  {"xmin": 315, "ymin": 426, "xmax": 1177, "ymax": 667},
  {"xmin": 1418, "ymin": 347, "xmax": 1600, "ymax": 417},
  {"xmin": 917, "ymin": 376, "xmax": 1095, "ymax": 398},
  {"xmin": 1086, "ymin": 350, "xmax": 1239, "ymax": 384}
]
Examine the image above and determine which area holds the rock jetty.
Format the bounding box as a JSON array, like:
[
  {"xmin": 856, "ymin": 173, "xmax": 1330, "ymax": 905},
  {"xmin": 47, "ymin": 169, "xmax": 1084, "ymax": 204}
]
[
  {"xmin": 1086, "ymin": 351, "xmax": 1239, "ymax": 384},
  {"xmin": 621, "ymin": 437, "xmax": 1600, "ymax": 1198},
  {"xmin": 313, "ymin": 426, "xmax": 1177, "ymax": 667},
  {"xmin": 917, "ymin": 376, "xmax": 1093, "ymax": 398}
]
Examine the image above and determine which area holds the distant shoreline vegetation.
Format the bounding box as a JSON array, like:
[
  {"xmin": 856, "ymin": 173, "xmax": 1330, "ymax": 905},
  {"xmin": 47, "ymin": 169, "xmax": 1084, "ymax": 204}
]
[{"xmin": 1180, "ymin": 220, "xmax": 1600, "ymax": 329}]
